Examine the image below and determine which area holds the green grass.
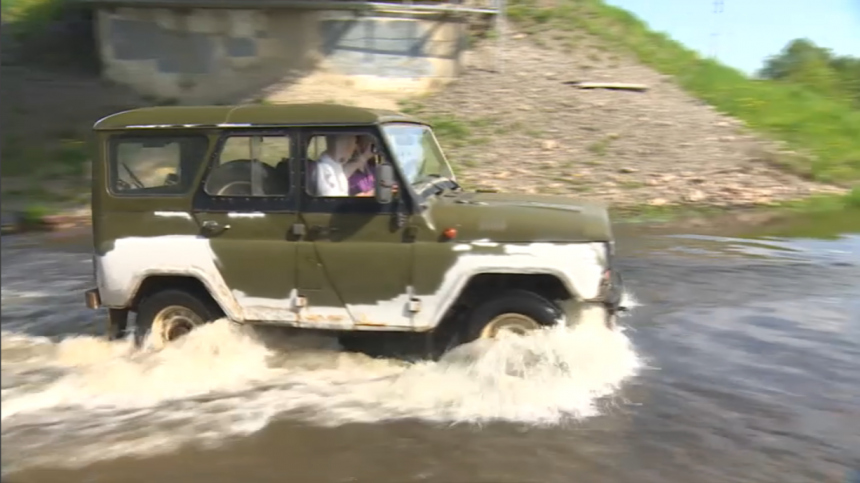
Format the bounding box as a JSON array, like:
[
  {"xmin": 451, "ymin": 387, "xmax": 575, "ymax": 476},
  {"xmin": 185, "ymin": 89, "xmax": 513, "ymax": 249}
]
[
  {"xmin": 397, "ymin": 100, "xmax": 483, "ymax": 148},
  {"xmin": 1, "ymin": 137, "xmax": 91, "ymax": 178},
  {"xmin": 587, "ymin": 134, "xmax": 617, "ymax": 156},
  {"xmin": 507, "ymin": 0, "xmax": 860, "ymax": 186},
  {"xmin": 848, "ymin": 186, "xmax": 860, "ymax": 207},
  {"xmin": 19, "ymin": 204, "xmax": 54, "ymax": 225},
  {"xmin": 425, "ymin": 115, "xmax": 472, "ymax": 146},
  {"xmin": 612, "ymin": 188, "xmax": 860, "ymax": 224},
  {"xmin": 0, "ymin": 135, "xmax": 92, "ymax": 210}
]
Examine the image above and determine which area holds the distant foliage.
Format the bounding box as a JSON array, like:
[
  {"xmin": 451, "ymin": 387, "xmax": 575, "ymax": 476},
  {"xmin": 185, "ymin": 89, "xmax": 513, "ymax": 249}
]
[
  {"xmin": 1, "ymin": 0, "xmax": 97, "ymax": 71},
  {"xmin": 758, "ymin": 39, "xmax": 860, "ymax": 108},
  {"xmin": 2, "ymin": 0, "xmax": 67, "ymax": 37}
]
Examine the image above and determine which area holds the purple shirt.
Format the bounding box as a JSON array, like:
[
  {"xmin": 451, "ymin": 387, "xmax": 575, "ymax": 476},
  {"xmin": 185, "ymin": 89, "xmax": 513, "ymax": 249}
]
[{"xmin": 348, "ymin": 167, "xmax": 375, "ymax": 195}]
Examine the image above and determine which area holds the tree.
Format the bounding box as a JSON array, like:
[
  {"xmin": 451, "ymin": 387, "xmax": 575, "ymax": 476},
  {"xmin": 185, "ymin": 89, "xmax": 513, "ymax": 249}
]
[{"xmin": 758, "ymin": 38, "xmax": 860, "ymax": 107}]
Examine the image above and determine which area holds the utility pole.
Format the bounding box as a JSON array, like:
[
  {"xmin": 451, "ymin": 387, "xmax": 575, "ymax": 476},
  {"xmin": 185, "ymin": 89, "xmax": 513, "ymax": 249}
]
[
  {"xmin": 709, "ymin": 0, "xmax": 724, "ymax": 60},
  {"xmin": 496, "ymin": 0, "xmax": 506, "ymax": 73}
]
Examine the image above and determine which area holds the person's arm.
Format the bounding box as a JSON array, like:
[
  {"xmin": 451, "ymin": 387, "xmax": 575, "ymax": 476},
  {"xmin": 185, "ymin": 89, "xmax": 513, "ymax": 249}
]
[
  {"xmin": 315, "ymin": 162, "xmax": 344, "ymax": 197},
  {"xmin": 342, "ymin": 159, "xmax": 366, "ymax": 178},
  {"xmin": 343, "ymin": 147, "xmax": 372, "ymax": 178}
]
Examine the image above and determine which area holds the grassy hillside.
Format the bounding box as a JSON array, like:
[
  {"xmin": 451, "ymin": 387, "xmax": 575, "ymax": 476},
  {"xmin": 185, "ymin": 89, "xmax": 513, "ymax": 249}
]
[{"xmin": 507, "ymin": 0, "xmax": 860, "ymax": 187}]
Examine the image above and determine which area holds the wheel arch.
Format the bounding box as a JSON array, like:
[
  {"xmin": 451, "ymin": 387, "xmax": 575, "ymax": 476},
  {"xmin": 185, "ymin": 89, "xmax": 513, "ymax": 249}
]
[
  {"xmin": 428, "ymin": 270, "xmax": 577, "ymax": 332},
  {"xmin": 456, "ymin": 272, "xmax": 574, "ymax": 304},
  {"xmin": 127, "ymin": 273, "xmax": 238, "ymax": 320}
]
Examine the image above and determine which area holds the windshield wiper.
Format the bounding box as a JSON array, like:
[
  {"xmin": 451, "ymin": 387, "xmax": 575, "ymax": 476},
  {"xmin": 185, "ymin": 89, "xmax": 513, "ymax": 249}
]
[
  {"xmin": 412, "ymin": 174, "xmax": 441, "ymax": 186},
  {"xmin": 415, "ymin": 176, "xmax": 457, "ymax": 198}
]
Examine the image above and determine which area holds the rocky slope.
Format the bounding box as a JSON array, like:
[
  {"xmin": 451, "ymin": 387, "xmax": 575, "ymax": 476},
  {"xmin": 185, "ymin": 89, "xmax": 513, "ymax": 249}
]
[{"xmin": 406, "ymin": 32, "xmax": 845, "ymax": 207}]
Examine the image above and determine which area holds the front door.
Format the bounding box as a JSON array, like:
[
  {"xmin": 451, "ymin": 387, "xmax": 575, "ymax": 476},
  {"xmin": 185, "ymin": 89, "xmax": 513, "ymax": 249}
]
[
  {"xmin": 295, "ymin": 128, "xmax": 415, "ymax": 330},
  {"xmin": 191, "ymin": 130, "xmax": 301, "ymax": 323}
]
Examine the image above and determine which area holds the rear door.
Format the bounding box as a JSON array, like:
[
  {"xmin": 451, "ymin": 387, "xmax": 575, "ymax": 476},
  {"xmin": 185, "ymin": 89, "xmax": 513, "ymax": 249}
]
[{"xmin": 191, "ymin": 129, "xmax": 301, "ymax": 323}]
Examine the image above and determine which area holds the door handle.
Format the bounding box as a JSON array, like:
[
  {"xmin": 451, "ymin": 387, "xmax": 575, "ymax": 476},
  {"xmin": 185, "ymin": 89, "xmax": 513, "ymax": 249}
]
[
  {"xmin": 291, "ymin": 223, "xmax": 306, "ymax": 237},
  {"xmin": 200, "ymin": 220, "xmax": 230, "ymax": 237},
  {"xmin": 310, "ymin": 225, "xmax": 338, "ymax": 237}
]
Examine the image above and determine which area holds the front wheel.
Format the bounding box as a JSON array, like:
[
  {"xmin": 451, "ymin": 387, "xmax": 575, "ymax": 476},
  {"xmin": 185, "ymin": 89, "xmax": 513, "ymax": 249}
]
[
  {"xmin": 463, "ymin": 289, "xmax": 562, "ymax": 343},
  {"xmin": 135, "ymin": 289, "xmax": 223, "ymax": 349}
]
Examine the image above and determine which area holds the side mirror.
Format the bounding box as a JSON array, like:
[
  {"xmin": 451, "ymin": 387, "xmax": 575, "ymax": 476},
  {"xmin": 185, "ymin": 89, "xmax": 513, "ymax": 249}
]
[{"xmin": 375, "ymin": 163, "xmax": 396, "ymax": 205}]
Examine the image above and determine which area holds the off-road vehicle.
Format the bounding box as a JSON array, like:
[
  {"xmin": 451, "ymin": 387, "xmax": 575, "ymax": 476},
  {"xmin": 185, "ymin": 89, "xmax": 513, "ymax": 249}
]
[{"xmin": 84, "ymin": 103, "xmax": 624, "ymax": 354}]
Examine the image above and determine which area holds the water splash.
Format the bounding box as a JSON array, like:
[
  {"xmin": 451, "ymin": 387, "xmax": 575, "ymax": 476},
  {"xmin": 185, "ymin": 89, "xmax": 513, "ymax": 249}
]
[{"xmin": 1, "ymin": 296, "xmax": 642, "ymax": 472}]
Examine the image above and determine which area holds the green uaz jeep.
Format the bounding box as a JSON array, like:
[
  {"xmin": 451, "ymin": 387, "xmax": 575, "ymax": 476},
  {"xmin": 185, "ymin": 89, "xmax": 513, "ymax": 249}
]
[{"xmin": 83, "ymin": 103, "xmax": 624, "ymax": 353}]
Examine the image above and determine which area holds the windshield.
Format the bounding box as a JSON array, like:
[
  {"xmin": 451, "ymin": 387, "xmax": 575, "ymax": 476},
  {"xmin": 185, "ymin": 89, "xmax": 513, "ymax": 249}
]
[{"xmin": 381, "ymin": 122, "xmax": 455, "ymax": 187}]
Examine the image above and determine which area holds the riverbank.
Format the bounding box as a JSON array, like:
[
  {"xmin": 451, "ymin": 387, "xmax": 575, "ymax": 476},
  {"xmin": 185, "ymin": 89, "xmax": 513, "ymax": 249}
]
[
  {"xmin": 612, "ymin": 189, "xmax": 860, "ymax": 224},
  {"xmin": 3, "ymin": 0, "xmax": 858, "ymax": 236}
]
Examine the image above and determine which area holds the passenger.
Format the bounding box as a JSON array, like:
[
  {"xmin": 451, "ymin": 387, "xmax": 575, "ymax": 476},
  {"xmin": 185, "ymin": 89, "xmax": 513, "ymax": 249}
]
[
  {"xmin": 315, "ymin": 134, "xmax": 372, "ymax": 197},
  {"xmin": 348, "ymin": 135, "xmax": 377, "ymax": 197}
]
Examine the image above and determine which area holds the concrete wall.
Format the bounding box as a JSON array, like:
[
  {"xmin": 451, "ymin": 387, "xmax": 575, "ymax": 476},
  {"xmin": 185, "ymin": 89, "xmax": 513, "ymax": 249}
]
[{"xmin": 94, "ymin": 7, "xmax": 466, "ymax": 103}]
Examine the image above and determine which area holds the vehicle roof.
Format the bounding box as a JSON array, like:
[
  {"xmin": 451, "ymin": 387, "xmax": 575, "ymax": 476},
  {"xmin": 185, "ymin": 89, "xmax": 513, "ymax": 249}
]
[{"xmin": 93, "ymin": 103, "xmax": 426, "ymax": 131}]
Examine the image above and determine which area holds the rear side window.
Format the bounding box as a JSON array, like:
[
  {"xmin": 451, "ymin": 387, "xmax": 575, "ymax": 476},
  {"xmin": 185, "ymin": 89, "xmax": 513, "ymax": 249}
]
[{"xmin": 109, "ymin": 135, "xmax": 209, "ymax": 196}]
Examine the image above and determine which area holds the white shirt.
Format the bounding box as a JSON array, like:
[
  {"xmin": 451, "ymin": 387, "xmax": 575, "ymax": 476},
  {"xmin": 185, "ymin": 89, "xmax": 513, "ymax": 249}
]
[{"xmin": 315, "ymin": 153, "xmax": 349, "ymax": 197}]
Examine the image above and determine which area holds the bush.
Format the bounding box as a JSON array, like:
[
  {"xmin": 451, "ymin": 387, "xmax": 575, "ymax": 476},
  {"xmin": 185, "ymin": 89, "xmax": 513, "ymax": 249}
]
[
  {"xmin": 847, "ymin": 187, "xmax": 860, "ymax": 208},
  {"xmin": 2, "ymin": 0, "xmax": 98, "ymax": 70}
]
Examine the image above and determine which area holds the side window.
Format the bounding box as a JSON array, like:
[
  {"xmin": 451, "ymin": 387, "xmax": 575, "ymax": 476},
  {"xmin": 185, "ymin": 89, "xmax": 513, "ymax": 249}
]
[
  {"xmin": 110, "ymin": 135, "xmax": 209, "ymax": 195},
  {"xmin": 204, "ymin": 134, "xmax": 292, "ymax": 197},
  {"xmin": 305, "ymin": 133, "xmax": 383, "ymax": 198}
]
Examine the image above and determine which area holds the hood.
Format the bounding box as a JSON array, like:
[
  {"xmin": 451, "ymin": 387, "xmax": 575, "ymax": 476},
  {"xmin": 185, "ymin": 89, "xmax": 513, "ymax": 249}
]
[{"xmin": 424, "ymin": 191, "xmax": 613, "ymax": 243}]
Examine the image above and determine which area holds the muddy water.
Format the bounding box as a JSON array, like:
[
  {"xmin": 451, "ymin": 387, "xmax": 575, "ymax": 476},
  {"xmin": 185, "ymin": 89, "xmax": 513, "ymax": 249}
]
[{"xmin": 2, "ymin": 212, "xmax": 859, "ymax": 483}]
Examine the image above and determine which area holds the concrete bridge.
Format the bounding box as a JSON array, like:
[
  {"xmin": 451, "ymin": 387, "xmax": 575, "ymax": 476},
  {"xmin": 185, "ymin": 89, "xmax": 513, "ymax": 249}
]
[{"xmin": 82, "ymin": 0, "xmax": 500, "ymax": 103}]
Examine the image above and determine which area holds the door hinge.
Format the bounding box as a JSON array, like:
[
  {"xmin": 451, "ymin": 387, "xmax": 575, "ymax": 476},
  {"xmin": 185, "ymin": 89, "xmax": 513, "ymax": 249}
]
[
  {"xmin": 408, "ymin": 298, "xmax": 421, "ymax": 313},
  {"xmin": 404, "ymin": 225, "xmax": 418, "ymax": 242}
]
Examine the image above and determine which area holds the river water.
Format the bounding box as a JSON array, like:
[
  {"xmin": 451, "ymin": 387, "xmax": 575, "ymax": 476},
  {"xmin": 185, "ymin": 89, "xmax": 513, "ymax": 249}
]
[{"xmin": 2, "ymin": 211, "xmax": 859, "ymax": 483}]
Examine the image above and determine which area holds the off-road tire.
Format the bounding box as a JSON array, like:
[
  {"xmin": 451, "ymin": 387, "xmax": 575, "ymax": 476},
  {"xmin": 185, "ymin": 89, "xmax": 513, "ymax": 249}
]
[
  {"xmin": 463, "ymin": 289, "xmax": 562, "ymax": 343},
  {"xmin": 135, "ymin": 289, "xmax": 223, "ymax": 348}
]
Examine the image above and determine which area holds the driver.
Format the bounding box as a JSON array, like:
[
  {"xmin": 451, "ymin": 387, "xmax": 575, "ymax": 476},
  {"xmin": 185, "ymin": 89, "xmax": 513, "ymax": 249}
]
[{"xmin": 315, "ymin": 134, "xmax": 372, "ymax": 197}]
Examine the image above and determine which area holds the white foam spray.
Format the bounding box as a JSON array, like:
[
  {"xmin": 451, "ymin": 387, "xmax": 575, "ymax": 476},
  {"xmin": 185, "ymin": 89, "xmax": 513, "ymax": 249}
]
[{"xmin": 1, "ymin": 292, "xmax": 642, "ymax": 472}]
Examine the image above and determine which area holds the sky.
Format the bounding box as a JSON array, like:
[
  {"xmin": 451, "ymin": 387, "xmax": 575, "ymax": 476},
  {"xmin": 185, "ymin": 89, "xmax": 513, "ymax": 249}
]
[{"xmin": 603, "ymin": 0, "xmax": 860, "ymax": 75}]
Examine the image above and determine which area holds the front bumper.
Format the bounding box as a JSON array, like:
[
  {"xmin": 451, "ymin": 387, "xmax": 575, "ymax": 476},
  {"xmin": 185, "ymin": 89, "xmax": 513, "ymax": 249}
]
[
  {"xmin": 560, "ymin": 270, "xmax": 625, "ymax": 329},
  {"xmin": 85, "ymin": 288, "xmax": 131, "ymax": 339},
  {"xmin": 563, "ymin": 301, "xmax": 618, "ymax": 330},
  {"xmin": 85, "ymin": 288, "xmax": 101, "ymax": 309},
  {"xmin": 603, "ymin": 270, "xmax": 625, "ymax": 312}
]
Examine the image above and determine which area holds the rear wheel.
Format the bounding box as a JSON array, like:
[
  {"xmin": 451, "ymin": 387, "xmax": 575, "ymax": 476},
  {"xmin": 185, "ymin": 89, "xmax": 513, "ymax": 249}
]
[
  {"xmin": 463, "ymin": 289, "xmax": 562, "ymax": 343},
  {"xmin": 135, "ymin": 289, "xmax": 222, "ymax": 349}
]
